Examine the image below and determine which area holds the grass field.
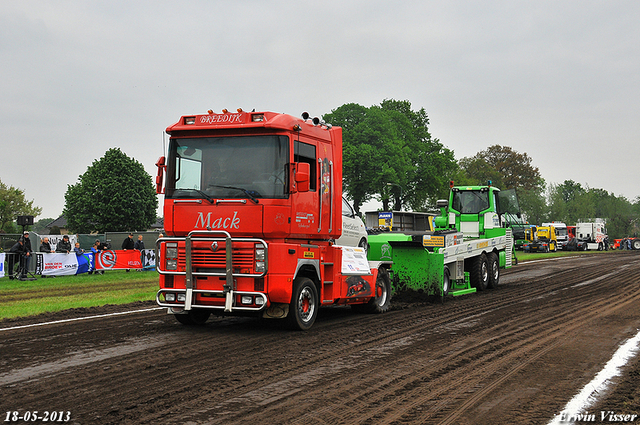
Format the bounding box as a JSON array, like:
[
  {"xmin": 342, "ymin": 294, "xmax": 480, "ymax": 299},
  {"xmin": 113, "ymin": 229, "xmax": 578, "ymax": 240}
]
[{"xmin": 0, "ymin": 270, "xmax": 159, "ymax": 320}]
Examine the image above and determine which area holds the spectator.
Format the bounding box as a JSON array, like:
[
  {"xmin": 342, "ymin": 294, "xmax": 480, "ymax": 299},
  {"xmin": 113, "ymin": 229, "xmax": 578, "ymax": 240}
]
[
  {"xmin": 8, "ymin": 239, "xmax": 24, "ymax": 280},
  {"xmin": 20, "ymin": 232, "xmax": 33, "ymax": 277},
  {"xmin": 74, "ymin": 242, "xmax": 84, "ymax": 256},
  {"xmin": 134, "ymin": 234, "xmax": 145, "ymax": 251},
  {"xmin": 39, "ymin": 237, "xmax": 55, "ymax": 253},
  {"xmin": 56, "ymin": 235, "xmax": 72, "ymax": 253},
  {"xmin": 122, "ymin": 233, "xmax": 135, "ymax": 271},
  {"xmin": 122, "ymin": 233, "xmax": 135, "ymax": 250},
  {"xmin": 89, "ymin": 240, "xmax": 104, "ymax": 275}
]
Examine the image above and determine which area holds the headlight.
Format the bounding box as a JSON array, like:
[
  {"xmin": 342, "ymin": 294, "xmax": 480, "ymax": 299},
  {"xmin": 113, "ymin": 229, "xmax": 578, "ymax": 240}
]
[
  {"xmin": 241, "ymin": 295, "xmax": 253, "ymax": 305},
  {"xmin": 255, "ymin": 297, "xmax": 265, "ymax": 306},
  {"xmin": 255, "ymin": 261, "xmax": 265, "ymax": 273},
  {"xmin": 166, "ymin": 259, "xmax": 178, "ymax": 270},
  {"xmin": 166, "ymin": 247, "xmax": 178, "ymax": 258},
  {"xmin": 177, "ymin": 293, "xmax": 186, "ymax": 302},
  {"xmin": 165, "ymin": 293, "xmax": 176, "ymax": 302}
]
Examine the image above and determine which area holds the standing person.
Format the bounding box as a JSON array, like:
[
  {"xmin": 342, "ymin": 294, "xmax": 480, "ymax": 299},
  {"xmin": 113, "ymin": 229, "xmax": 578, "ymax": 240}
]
[
  {"xmin": 122, "ymin": 233, "xmax": 135, "ymax": 271},
  {"xmin": 122, "ymin": 233, "xmax": 135, "ymax": 250},
  {"xmin": 56, "ymin": 235, "xmax": 72, "ymax": 253},
  {"xmin": 134, "ymin": 234, "xmax": 145, "ymax": 251},
  {"xmin": 39, "ymin": 237, "xmax": 55, "ymax": 253},
  {"xmin": 73, "ymin": 242, "xmax": 84, "ymax": 256},
  {"xmin": 134, "ymin": 235, "xmax": 145, "ymax": 271},
  {"xmin": 20, "ymin": 232, "xmax": 33, "ymax": 278},
  {"xmin": 8, "ymin": 239, "xmax": 24, "ymax": 280},
  {"xmin": 90, "ymin": 240, "xmax": 104, "ymax": 275}
]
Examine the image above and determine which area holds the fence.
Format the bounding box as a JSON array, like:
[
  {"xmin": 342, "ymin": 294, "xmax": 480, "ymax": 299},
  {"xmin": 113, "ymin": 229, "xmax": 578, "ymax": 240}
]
[{"xmin": 1, "ymin": 231, "xmax": 162, "ymax": 277}]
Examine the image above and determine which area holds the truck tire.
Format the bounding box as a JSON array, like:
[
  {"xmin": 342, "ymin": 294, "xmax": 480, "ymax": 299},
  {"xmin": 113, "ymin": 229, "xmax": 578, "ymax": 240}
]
[
  {"xmin": 353, "ymin": 267, "xmax": 392, "ymax": 313},
  {"xmin": 487, "ymin": 253, "xmax": 500, "ymax": 289},
  {"xmin": 175, "ymin": 309, "xmax": 211, "ymax": 326},
  {"xmin": 470, "ymin": 254, "xmax": 489, "ymax": 291},
  {"xmin": 442, "ymin": 266, "xmax": 451, "ymax": 297},
  {"xmin": 633, "ymin": 239, "xmax": 640, "ymax": 250},
  {"xmin": 598, "ymin": 242, "xmax": 603, "ymax": 251},
  {"xmin": 288, "ymin": 277, "xmax": 319, "ymax": 331}
]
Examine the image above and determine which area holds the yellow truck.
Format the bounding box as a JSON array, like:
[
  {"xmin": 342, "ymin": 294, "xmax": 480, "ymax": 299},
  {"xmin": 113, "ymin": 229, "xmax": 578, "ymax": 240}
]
[{"xmin": 523, "ymin": 226, "xmax": 558, "ymax": 253}]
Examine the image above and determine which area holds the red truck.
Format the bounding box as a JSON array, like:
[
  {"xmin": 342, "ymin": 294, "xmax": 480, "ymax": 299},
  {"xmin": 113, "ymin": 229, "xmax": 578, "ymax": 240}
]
[{"xmin": 154, "ymin": 110, "xmax": 390, "ymax": 330}]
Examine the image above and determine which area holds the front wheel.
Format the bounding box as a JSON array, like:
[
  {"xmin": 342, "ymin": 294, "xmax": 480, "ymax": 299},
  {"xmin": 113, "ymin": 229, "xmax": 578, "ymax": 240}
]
[
  {"xmin": 288, "ymin": 277, "xmax": 319, "ymax": 331},
  {"xmin": 633, "ymin": 239, "xmax": 640, "ymax": 250}
]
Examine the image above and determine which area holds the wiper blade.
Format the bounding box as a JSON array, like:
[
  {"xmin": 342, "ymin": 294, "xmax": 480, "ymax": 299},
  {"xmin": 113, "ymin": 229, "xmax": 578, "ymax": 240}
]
[
  {"xmin": 208, "ymin": 185, "xmax": 260, "ymax": 204},
  {"xmin": 193, "ymin": 189, "xmax": 215, "ymax": 204}
]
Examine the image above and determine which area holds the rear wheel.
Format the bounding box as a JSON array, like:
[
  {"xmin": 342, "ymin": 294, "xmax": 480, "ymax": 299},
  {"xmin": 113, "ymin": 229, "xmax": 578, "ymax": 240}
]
[
  {"xmin": 633, "ymin": 239, "xmax": 640, "ymax": 250},
  {"xmin": 354, "ymin": 267, "xmax": 391, "ymax": 313},
  {"xmin": 470, "ymin": 254, "xmax": 489, "ymax": 291},
  {"xmin": 487, "ymin": 253, "xmax": 500, "ymax": 289},
  {"xmin": 288, "ymin": 277, "xmax": 319, "ymax": 330},
  {"xmin": 174, "ymin": 309, "xmax": 211, "ymax": 326}
]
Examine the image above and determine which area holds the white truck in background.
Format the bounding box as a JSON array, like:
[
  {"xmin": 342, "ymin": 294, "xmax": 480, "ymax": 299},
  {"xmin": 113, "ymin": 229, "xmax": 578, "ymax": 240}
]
[
  {"xmin": 576, "ymin": 219, "xmax": 608, "ymax": 250},
  {"xmin": 542, "ymin": 222, "xmax": 568, "ymax": 250}
]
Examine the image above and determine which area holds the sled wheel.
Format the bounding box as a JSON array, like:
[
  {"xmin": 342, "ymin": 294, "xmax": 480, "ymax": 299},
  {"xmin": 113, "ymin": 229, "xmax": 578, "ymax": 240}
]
[
  {"xmin": 471, "ymin": 253, "xmax": 489, "ymax": 291},
  {"xmin": 352, "ymin": 267, "xmax": 392, "ymax": 314},
  {"xmin": 487, "ymin": 253, "xmax": 500, "ymax": 289},
  {"xmin": 442, "ymin": 266, "xmax": 452, "ymax": 297},
  {"xmin": 288, "ymin": 277, "xmax": 319, "ymax": 330},
  {"xmin": 175, "ymin": 309, "xmax": 210, "ymax": 326}
]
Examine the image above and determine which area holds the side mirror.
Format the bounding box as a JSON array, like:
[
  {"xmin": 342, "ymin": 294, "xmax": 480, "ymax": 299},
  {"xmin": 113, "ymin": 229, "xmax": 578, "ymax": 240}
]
[
  {"xmin": 294, "ymin": 162, "xmax": 310, "ymax": 193},
  {"xmin": 155, "ymin": 156, "xmax": 166, "ymax": 194}
]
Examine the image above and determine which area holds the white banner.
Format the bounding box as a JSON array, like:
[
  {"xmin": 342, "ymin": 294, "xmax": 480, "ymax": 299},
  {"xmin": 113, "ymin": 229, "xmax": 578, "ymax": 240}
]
[
  {"xmin": 39, "ymin": 253, "xmax": 79, "ymax": 276},
  {"xmin": 0, "ymin": 253, "xmax": 5, "ymax": 278}
]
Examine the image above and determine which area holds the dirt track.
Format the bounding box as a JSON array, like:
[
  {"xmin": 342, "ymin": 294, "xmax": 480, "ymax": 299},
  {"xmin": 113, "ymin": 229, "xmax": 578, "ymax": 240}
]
[{"xmin": 1, "ymin": 252, "xmax": 640, "ymax": 424}]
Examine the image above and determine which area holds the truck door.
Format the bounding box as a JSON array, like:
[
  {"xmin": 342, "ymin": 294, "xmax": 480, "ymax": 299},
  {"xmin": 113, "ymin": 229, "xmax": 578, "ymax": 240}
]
[{"xmin": 290, "ymin": 141, "xmax": 319, "ymax": 237}]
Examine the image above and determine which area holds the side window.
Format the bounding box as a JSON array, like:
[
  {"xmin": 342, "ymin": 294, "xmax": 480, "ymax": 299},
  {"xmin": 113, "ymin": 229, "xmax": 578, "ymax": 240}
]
[
  {"xmin": 342, "ymin": 197, "xmax": 354, "ymax": 218},
  {"xmin": 294, "ymin": 141, "xmax": 317, "ymax": 191}
]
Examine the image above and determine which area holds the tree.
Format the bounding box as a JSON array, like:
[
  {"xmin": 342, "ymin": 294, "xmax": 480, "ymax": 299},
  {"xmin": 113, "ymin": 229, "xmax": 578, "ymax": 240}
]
[
  {"xmin": 32, "ymin": 217, "xmax": 56, "ymax": 234},
  {"xmin": 64, "ymin": 148, "xmax": 158, "ymax": 233},
  {"xmin": 0, "ymin": 179, "xmax": 42, "ymax": 233},
  {"xmin": 324, "ymin": 100, "xmax": 456, "ymax": 213},
  {"xmin": 459, "ymin": 145, "xmax": 544, "ymax": 192}
]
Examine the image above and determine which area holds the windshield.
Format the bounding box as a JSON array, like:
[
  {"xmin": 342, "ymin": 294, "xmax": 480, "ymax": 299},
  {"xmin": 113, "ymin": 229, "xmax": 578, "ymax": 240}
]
[
  {"xmin": 166, "ymin": 135, "xmax": 289, "ymax": 200},
  {"xmin": 452, "ymin": 190, "xmax": 490, "ymax": 214}
]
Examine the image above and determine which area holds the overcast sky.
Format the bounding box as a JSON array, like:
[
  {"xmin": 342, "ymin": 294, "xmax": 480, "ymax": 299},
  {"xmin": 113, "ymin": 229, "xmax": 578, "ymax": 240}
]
[{"xmin": 2, "ymin": 1, "xmax": 639, "ymax": 221}]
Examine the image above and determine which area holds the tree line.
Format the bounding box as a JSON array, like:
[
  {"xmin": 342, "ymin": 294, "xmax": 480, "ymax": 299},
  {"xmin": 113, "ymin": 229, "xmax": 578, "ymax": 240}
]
[{"xmin": 1, "ymin": 100, "xmax": 638, "ymax": 239}]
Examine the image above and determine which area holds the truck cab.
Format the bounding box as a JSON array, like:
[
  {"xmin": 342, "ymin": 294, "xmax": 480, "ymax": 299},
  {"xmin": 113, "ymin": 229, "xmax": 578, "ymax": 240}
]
[{"xmin": 523, "ymin": 226, "xmax": 558, "ymax": 252}]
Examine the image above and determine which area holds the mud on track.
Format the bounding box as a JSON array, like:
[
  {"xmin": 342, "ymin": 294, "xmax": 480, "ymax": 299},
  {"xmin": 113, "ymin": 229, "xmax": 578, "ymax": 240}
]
[{"xmin": 1, "ymin": 252, "xmax": 640, "ymax": 424}]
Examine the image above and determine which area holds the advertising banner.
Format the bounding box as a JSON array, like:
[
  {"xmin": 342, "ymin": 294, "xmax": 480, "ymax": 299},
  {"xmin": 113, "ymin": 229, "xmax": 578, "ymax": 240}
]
[
  {"xmin": 37, "ymin": 253, "xmax": 81, "ymax": 276},
  {"xmin": 94, "ymin": 250, "xmax": 143, "ymax": 271}
]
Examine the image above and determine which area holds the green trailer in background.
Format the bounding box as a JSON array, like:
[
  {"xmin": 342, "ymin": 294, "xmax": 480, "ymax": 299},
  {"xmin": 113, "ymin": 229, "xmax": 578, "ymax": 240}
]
[{"xmin": 367, "ymin": 184, "xmax": 518, "ymax": 298}]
